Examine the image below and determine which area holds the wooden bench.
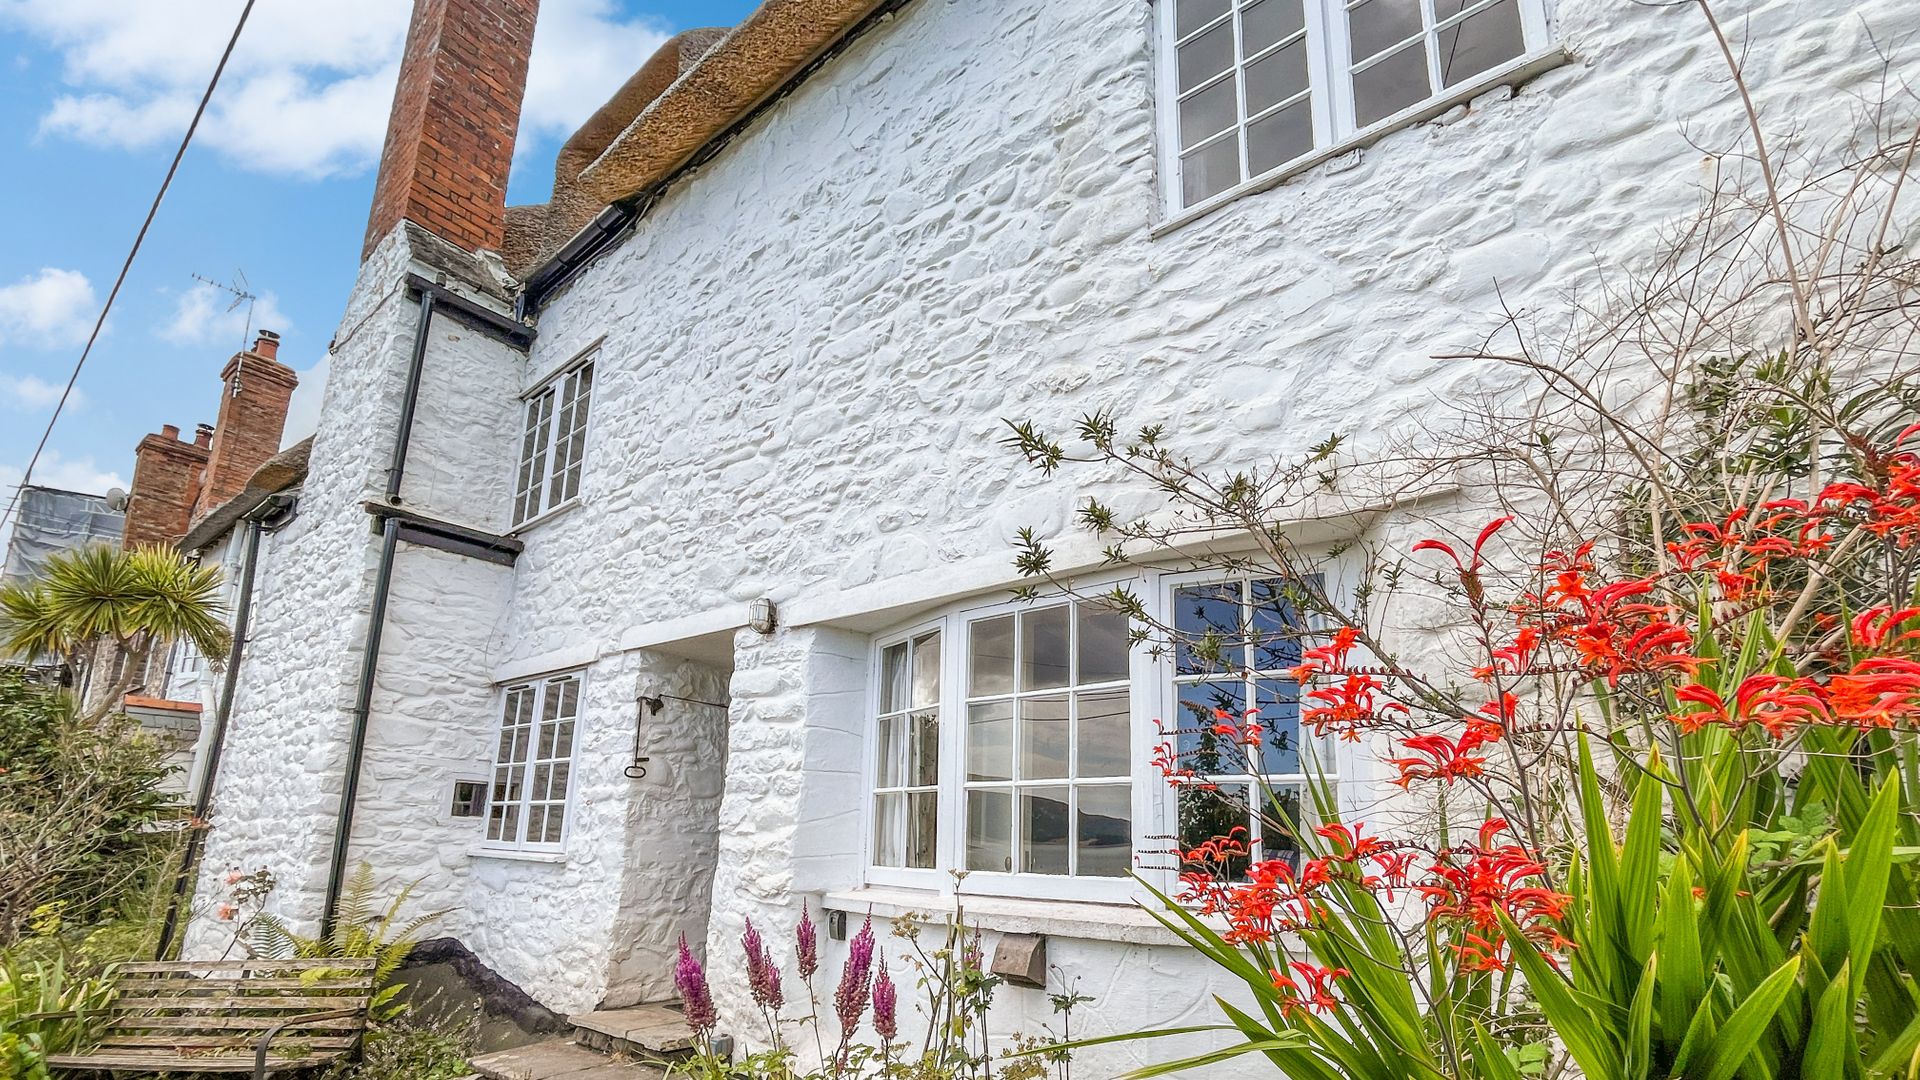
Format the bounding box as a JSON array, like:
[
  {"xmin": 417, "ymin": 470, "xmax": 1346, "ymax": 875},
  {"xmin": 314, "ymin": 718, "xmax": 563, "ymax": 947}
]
[{"xmin": 43, "ymin": 957, "xmax": 377, "ymax": 1078}]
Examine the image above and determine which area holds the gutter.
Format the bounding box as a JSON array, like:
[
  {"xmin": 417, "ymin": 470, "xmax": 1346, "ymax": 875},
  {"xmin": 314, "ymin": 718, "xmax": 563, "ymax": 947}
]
[{"xmin": 154, "ymin": 492, "xmax": 296, "ymax": 959}]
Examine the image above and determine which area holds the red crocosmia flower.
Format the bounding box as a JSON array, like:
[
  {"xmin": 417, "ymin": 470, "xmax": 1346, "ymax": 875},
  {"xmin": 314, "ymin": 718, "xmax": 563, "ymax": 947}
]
[
  {"xmin": 1414, "ymin": 517, "xmax": 1513, "ymax": 606},
  {"xmin": 1825, "ymin": 658, "xmax": 1920, "ymax": 729},
  {"xmin": 1386, "ymin": 733, "xmax": 1488, "ymax": 789},
  {"xmin": 1370, "ymin": 849, "xmax": 1419, "ymax": 900},
  {"xmin": 1851, "ymin": 607, "xmax": 1920, "ymax": 651},
  {"xmin": 1269, "ymin": 961, "xmax": 1348, "ymax": 1016},
  {"xmin": 1419, "ymin": 820, "xmax": 1571, "ymax": 971},
  {"xmin": 1302, "ymin": 673, "xmax": 1406, "ymax": 740},
  {"xmin": 1313, "ymin": 821, "xmax": 1385, "ymax": 861}
]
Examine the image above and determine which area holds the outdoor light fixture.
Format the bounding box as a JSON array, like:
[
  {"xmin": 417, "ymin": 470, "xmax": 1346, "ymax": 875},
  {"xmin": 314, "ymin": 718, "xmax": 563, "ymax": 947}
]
[{"xmin": 748, "ymin": 597, "xmax": 778, "ymax": 635}]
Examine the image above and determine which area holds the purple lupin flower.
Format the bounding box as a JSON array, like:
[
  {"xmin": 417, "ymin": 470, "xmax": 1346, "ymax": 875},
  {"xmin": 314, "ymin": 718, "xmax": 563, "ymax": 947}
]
[
  {"xmin": 833, "ymin": 915, "xmax": 876, "ymax": 1037},
  {"xmin": 674, "ymin": 934, "xmax": 718, "ymax": 1039},
  {"xmin": 872, "ymin": 961, "xmax": 898, "ymax": 1042},
  {"xmin": 796, "ymin": 904, "xmax": 820, "ymax": 981},
  {"xmin": 743, "ymin": 917, "xmax": 784, "ymax": 1011}
]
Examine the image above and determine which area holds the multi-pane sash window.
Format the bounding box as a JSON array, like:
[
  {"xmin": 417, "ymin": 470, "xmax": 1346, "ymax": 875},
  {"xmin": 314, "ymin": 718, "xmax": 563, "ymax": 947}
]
[
  {"xmin": 873, "ymin": 630, "xmax": 942, "ymax": 868},
  {"xmin": 1170, "ymin": 577, "xmax": 1328, "ymax": 876},
  {"xmin": 514, "ymin": 361, "xmax": 594, "ymax": 525},
  {"xmin": 1163, "ymin": 0, "xmax": 1549, "ymax": 209},
  {"xmin": 486, "ymin": 672, "xmax": 581, "ymax": 849},
  {"xmin": 964, "ymin": 603, "xmax": 1133, "ymax": 878}
]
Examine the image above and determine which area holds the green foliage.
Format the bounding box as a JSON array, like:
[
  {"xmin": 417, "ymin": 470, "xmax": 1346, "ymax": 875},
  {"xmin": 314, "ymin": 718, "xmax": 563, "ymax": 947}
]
[
  {"xmin": 0, "ymin": 544, "xmax": 230, "ymax": 670},
  {"xmin": 249, "ymin": 863, "xmax": 445, "ymax": 1018},
  {"xmin": 0, "ymin": 953, "xmax": 118, "ymax": 1077},
  {"xmin": 0, "ymin": 674, "xmax": 181, "ymax": 946},
  {"xmin": 322, "ymin": 1009, "xmax": 478, "ymax": 1080}
]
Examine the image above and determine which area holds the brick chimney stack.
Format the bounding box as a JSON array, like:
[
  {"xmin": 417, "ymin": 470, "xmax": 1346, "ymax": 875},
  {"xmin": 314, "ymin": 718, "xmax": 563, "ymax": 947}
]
[
  {"xmin": 362, "ymin": 0, "xmax": 542, "ymax": 260},
  {"xmin": 193, "ymin": 333, "xmax": 300, "ymax": 524},
  {"xmin": 122, "ymin": 425, "xmax": 210, "ymax": 549}
]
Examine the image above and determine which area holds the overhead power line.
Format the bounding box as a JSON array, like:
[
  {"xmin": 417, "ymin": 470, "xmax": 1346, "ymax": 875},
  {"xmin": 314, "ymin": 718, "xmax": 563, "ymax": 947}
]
[{"xmin": 0, "ymin": 0, "xmax": 259, "ymax": 535}]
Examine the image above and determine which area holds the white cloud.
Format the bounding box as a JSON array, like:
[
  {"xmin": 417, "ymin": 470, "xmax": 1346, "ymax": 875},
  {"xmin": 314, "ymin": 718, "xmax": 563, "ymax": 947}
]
[
  {"xmin": 0, "ymin": 373, "xmax": 82, "ymax": 412},
  {"xmin": 6, "ymin": 0, "xmax": 677, "ymax": 180},
  {"xmin": 0, "ymin": 450, "xmax": 124, "ymax": 496},
  {"xmin": 281, "ymin": 353, "xmax": 328, "ymax": 448},
  {"xmin": 160, "ymin": 282, "xmax": 290, "ymax": 349},
  {"xmin": 0, "ymin": 268, "xmax": 97, "ymax": 348}
]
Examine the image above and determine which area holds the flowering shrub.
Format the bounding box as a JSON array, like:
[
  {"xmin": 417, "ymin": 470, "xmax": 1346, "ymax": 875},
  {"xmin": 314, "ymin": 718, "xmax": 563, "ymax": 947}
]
[{"xmin": 671, "ymin": 903, "xmax": 1083, "ymax": 1080}]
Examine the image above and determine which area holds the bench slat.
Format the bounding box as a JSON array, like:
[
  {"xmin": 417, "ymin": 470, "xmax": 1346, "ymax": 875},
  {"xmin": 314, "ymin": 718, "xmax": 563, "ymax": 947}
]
[
  {"xmin": 115, "ymin": 977, "xmax": 372, "ymax": 992},
  {"xmin": 109, "ymin": 1006, "xmax": 366, "ymax": 1022},
  {"xmin": 47, "ymin": 1051, "xmax": 343, "ymax": 1071},
  {"xmin": 116, "ymin": 995, "xmax": 373, "ymax": 1011},
  {"xmin": 117, "ymin": 959, "xmax": 376, "ymax": 973},
  {"xmin": 97, "ymin": 1034, "xmax": 360, "ymax": 1050}
]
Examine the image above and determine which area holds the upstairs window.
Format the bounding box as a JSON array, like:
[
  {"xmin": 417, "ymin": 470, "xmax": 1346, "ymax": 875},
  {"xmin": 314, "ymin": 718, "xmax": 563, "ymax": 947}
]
[
  {"xmin": 1161, "ymin": 0, "xmax": 1551, "ymax": 211},
  {"xmin": 484, "ymin": 671, "xmax": 582, "ymax": 850},
  {"xmin": 514, "ymin": 359, "xmax": 594, "ymax": 526}
]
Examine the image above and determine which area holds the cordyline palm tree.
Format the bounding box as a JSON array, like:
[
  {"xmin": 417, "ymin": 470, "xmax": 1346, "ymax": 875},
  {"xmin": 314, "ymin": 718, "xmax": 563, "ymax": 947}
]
[{"xmin": 0, "ymin": 545, "xmax": 231, "ymax": 723}]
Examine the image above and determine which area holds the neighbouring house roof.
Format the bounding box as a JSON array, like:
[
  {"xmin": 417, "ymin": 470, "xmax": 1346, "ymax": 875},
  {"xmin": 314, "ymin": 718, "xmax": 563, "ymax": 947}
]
[{"xmin": 177, "ymin": 436, "xmax": 313, "ymax": 554}]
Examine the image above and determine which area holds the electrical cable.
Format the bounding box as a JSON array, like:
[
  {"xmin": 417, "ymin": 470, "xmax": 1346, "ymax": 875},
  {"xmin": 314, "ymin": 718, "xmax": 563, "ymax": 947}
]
[{"xmin": 0, "ymin": 0, "xmax": 258, "ymax": 534}]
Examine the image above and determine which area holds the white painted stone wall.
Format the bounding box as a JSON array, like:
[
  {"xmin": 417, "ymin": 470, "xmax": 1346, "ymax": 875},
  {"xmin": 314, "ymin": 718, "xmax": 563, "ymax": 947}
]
[
  {"xmin": 500, "ymin": 0, "xmax": 1915, "ymax": 1066},
  {"xmin": 192, "ymin": 0, "xmax": 1918, "ymax": 1068}
]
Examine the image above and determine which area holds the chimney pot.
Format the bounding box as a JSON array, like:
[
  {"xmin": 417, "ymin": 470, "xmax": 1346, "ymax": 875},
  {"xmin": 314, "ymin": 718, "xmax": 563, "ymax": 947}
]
[
  {"xmin": 161, "ymin": 424, "xmax": 181, "ymax": 440},
  {"xmin": 195, "ymin": 424, "xmax": 215, "ymax": 448},
  {"xmin": 254, "ymin": 330, "xmax": 281, "ymax": 360}
]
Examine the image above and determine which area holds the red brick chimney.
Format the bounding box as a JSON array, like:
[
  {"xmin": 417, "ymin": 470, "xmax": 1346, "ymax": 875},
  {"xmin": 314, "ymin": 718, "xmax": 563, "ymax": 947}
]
[
  {"xmin": 192, "ymin": 332, "xmax": 299, "ymax": 524},
  {"xmin": 362, "ymin": 0, "xmax": 542, "ymax": 260},
  {"xmin": 122, "ymin": 424, "xmax": 210, "ymax": 550}
]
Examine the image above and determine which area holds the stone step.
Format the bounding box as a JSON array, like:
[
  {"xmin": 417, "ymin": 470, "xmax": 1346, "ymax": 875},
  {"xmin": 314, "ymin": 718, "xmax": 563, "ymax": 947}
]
[
  {"xmin": 569, "ymin": 1003, "xmax": 694, "ymax": 1056},
  {"xmin": 468, "ymin": 1039, "xmax": 665, "ymax": 1080}
]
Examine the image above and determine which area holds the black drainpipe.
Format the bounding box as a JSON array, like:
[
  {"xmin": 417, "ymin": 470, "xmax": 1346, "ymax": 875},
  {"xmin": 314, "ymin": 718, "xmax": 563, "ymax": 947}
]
[
  {"xmin": 320, "ymin": 289, "xmax": 434, "ymax": 937},
  {"xmin": 153, "ymin": 494, "xmax": 288, "ymax": 959}
]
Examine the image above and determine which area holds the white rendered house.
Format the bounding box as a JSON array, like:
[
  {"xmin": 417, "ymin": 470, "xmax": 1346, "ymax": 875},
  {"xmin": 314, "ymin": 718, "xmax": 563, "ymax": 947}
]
[{"xmin": 181, "ymin": 0, "xmax": 1917, "ymax": 1072}]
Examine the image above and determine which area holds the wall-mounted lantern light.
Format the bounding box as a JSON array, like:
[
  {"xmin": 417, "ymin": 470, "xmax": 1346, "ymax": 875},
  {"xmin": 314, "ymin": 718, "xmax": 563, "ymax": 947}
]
[{"xmin": 748, "ymin": 597, "xmax": 778, "ymax": 635}]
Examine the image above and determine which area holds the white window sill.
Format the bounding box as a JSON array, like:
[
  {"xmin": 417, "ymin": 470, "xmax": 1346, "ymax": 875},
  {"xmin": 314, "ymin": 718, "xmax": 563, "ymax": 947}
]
[
  {"xmin": 823, "ymin": 887, "xmax": 1187, "ymax": 947},
  {"xmin": 467, "ymin": 844, "xmax": 568, "ymax": 864},
  {"xmin": 510, "ymin": 497, "xmax": 582, "ymax": 536},
  {"xmin": 1154, "ymin": 46, "xmax": 1574, "ymax": 238}
]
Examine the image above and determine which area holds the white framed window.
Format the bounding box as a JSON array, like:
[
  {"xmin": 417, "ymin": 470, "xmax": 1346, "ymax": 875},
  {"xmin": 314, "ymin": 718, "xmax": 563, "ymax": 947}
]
[
  {"xmin": 513, "ymin": 359, "xmax": 594, "ymax": 526},
  {"xmin": 1158, "ymin": 0, "xmax": 1552, "ymax": 212},
  {"xmin": 862, "ymin": 572, "xmax": 1339, "ymax": 902},
  {"xmin": 1166, "ymin": 574, "xmax": 1333, "ymax": 878},
  {"xmin": 484, "ymin": 671, "xmax": 583, "ymax": 850}
]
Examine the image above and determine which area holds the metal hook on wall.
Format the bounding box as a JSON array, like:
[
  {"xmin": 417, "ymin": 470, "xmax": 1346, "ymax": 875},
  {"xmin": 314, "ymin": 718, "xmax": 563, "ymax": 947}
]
[{"xmin": 625, "ymin": 696, "xmax": 662, "ymax": 780}]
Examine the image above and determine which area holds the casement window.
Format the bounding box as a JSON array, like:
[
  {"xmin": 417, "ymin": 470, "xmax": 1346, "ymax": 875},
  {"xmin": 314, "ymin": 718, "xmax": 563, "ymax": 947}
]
[
  {"xmin": 484, "ymin": 671, "xmax": 582, "ymax": 850},
  {"xmin": 513, "ymin": 359, "xmax": 594, "ymax": 526},
  {"xmin": 865, "ymin": 574, "xmax": 1335, "ymax": 900},
  {"xmin": 1169, "ymin": 576, "xmax": 1329, "ymax": 878},
  {"xmin": 1159, "ymin": 0, "xmax": 1552, "ymax": 211}
]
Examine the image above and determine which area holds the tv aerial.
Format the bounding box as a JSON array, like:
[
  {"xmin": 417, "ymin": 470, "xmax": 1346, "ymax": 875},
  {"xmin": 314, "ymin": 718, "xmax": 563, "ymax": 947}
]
[{"xmin": 190, "ymin": 269, "xmax": 258, "ymax": 350}]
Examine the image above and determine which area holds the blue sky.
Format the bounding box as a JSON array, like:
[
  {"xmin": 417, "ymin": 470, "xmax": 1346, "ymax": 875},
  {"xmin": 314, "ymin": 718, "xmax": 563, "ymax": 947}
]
[{"xmin": 0, "ymin": 0, "xmax": 757, "ymax": 503}]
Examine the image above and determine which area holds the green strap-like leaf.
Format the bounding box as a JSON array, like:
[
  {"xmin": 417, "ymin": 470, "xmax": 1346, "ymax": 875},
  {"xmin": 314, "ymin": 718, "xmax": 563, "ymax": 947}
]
[{"xmin": 1696, "ymin": 954, "xmax": 1802, "ymax": 1080}]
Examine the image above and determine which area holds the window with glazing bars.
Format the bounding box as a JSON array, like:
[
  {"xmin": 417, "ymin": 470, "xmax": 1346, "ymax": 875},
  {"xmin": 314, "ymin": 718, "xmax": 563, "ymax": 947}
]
[
  {"xmin": 964, "ymin": 602, "xmax": 1134, "ymax": 878},
  {"xmin": 513, "ymin": 361, "xmax": 594, "ymax": 525},
  {"xmin": 1169, "ymin": 577, "xmax": 1328, "ymax": 877},
  {"xmin": 1163, "ymin": 0, "xmax": 1549, "ymax": 209},
  {"xmin": 485, "ymin": 672, "xmax": 580, "ymax": 849}
]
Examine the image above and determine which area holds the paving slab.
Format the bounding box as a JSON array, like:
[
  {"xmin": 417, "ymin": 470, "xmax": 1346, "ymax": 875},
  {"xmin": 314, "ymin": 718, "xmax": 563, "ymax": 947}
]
[
  {"xmin": 469, "ymin": 1040, "xmax": 666, "ymax": 1080},
  {"xmin": 569, "ymin": 1003, "xmax": 694, "ymax": 1053}
]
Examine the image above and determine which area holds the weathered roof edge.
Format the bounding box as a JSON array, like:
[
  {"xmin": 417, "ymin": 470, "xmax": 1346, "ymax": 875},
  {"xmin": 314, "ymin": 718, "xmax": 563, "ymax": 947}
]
[
  {"xmin": 179, "ymin": 436, "xmax": 313, "ymax": 553},
  {"xmin": 575, "ymin": 0, "xmax": 895, "ymax": 207}
]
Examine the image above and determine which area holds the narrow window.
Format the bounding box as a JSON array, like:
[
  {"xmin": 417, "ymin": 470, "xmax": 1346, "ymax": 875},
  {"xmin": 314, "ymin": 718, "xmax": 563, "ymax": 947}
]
[
  {"xmin": 486, "ymin": 672, "xmax": 581, "ymax": 849},
  {"xmin": 1163, "ymin": 0, "xmax": 1547, "ymax": 210},
  {"xmin": 513, "ymin": 358, "xmax": 595, "ymax": 526},
  {"xmin": 872, "ymin": 630, "xmax": 942, "ymax": 869},
  {"xmin": 1170, "ymin": 577, "xmax": 1324, "ymax": 876},
  {"xmin": 963, "ymin": 602, "xmax": 1133, "ymax": 878}
]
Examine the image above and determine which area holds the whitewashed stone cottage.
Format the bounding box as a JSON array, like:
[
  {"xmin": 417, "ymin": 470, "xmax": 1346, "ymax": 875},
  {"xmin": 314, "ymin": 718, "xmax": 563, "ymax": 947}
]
[{"xmin": 173, "ymin": 0, "xmax": 1911, "ymax": 1071}]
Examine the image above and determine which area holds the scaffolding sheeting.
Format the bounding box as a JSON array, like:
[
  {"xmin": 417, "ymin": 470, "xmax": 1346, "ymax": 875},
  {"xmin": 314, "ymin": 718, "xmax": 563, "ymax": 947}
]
[{"xmin": 1, "ymin": 485, "xmax": 124, "ymax": 583}]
